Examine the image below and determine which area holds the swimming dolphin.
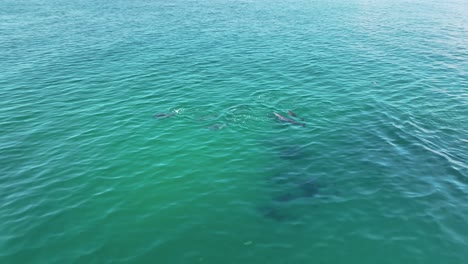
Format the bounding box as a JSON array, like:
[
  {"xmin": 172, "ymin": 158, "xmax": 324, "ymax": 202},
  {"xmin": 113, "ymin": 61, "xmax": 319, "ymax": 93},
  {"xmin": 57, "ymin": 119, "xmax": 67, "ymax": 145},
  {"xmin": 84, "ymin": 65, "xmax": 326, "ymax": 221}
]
[
  {"xmin": 287, "ymin": 110, "xmax": 297, "ymax": 117},
  {"xmin": 153, "ymin": 113, "xmax": 176, "ymax": 119},
  {"xmin": 273, "ymin": 180, "xmax": 319, "ymax": 203},
  {"xmin": 273, "ymin": 112, "xmax": 305, "ymax": 127},
  {"xmin": 299, "ymin": 179, "xmax": 319, "ymax": 197},
  {"xmin": 257, "ymin": 205, "xmax": 292, "ymax": 222},
  {"xmin": 207, "ymin": 123, "xmax": 227, "ymax": 130},
  {"xmin": 278, "ymin": 145, "xmax": 305, "ymax": 160},
  {"xmin": 289, "ymin": 110, "xmax": 306, "ymax": 121}
]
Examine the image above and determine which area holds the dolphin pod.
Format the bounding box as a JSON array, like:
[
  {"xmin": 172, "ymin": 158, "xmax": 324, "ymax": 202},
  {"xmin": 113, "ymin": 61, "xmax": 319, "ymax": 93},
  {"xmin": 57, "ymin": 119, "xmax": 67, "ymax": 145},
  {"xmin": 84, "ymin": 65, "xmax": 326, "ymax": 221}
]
[
  {"xmin": 273, "ymin": 112, "xmax": 305, "ymax": 127},
  {"xmin": 154, "ymin": 110, "xmax": 306, "ymax": 127}
]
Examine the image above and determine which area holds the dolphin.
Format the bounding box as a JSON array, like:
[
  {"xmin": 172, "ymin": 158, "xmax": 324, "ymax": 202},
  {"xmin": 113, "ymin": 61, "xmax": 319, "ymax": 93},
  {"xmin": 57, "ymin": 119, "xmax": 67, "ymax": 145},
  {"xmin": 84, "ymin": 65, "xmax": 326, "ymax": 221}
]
[
  {"xmin": 153, "ymin": 113, "xmax": 176, "ymax": 119},
  {"xmin": 207, "ymin": 123, "xmax": 227, "ymax": 130},
  {"xmin": 273, "ymin": 193, "xmax": 296, "ymax": 202},
  {"xmin": 257, "ymin": 205, "xmax": 292, "ymax": 222},
  {"xmin": 278, "ymin": 145, "xmax": 305, "ymax": 160},
  {"xmin": 299, "ymin": 179, "xmax": 319, "ymax": 197},
  {"xmin": 287, "ymin": 110, "xmax": 297, "ymax": 117},
  {"xmin": 272, "ymin": 181, "xmax": 319, "ymax": 203},
  {"xmin": 273, "ymin": 112, "xmax": 305, "ymax": 127},
  {"xmin": 289, "ymin": 110, "xmax": 306, "ymax": 121}
]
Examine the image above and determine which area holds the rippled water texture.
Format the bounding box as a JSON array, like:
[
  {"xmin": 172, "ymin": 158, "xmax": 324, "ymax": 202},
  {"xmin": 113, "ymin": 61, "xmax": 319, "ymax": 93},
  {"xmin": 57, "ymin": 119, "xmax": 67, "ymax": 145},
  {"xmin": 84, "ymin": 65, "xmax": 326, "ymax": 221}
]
[{"xmin": 1, "ymin": 0, "xmax": 467, "ymax": 263}]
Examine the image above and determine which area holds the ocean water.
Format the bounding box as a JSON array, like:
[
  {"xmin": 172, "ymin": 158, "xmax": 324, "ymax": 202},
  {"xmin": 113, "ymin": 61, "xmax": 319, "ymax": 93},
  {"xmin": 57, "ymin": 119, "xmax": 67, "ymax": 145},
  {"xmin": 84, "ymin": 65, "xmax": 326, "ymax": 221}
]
[{"xmin": 1, "ymin": 0, "xmax": 467, "ymax": 263}]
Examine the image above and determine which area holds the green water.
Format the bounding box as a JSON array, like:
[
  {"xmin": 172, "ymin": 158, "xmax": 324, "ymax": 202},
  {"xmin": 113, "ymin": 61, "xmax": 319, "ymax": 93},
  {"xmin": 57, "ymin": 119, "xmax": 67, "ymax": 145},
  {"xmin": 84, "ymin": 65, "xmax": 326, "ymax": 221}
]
[{"xmin": 1, "ymin": 0, "xmax": 467, "ymax": 263}]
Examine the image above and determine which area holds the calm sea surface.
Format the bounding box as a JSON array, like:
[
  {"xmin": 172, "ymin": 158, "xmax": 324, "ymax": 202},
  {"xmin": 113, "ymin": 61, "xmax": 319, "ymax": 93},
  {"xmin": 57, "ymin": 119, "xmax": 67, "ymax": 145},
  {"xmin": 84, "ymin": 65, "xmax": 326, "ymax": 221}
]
[{"xmin": 1, "ymin": 0, "xmax": 467, "ymax": 263}]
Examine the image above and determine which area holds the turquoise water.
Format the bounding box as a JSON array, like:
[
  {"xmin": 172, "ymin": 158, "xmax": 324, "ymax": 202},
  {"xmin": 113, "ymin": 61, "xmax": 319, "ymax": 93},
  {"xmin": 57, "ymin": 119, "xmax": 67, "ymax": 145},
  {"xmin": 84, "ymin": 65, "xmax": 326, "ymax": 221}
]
[{"xmin": 1, "ymin": 0, "xmax": 467, "ymax": 263}]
